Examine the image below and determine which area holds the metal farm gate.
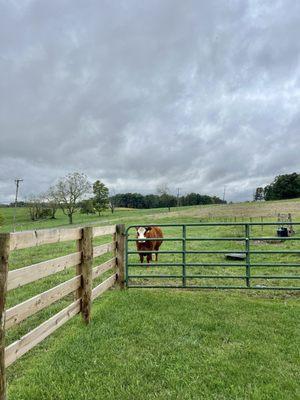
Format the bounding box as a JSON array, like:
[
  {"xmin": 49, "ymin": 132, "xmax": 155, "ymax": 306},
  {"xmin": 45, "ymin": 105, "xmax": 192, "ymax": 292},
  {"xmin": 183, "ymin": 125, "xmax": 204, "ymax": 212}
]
[{"xmin": 125, "ymin": 222, "xmax": 300, "ymax": 290}]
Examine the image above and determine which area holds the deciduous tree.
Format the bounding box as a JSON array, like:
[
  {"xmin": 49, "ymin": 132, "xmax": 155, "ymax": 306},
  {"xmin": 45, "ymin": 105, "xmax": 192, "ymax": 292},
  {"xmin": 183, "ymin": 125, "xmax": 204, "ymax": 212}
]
[
  {"xmin": 93, "ymin": 180, "xmax": 109, "ymax": 216},
  {"xmin": 80, "ymin": 199, "xmax": 96, "ymax": 215},
  {"xmin": 51, "ymin": 172, "xmax": 91, "ymax": 224},
  {"xmin": 264, "ymin": 173, "xmax": 300, "ymax": 201},
  {"xmin": 44, "ymin": 188, "xmax": 59, "ymax": 219},
  {"xmin": 254, "ymin": 187, "xmax": 264, "ymax": 201}
]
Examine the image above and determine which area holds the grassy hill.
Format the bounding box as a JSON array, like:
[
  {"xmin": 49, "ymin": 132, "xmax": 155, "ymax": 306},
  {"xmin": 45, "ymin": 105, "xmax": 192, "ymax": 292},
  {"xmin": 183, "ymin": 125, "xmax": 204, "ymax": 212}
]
[
  {"xmin": 0, "ymin": 205, "xmax": 194, "ymax": 232},
  {"xmin": 1, "ymin": 198, "xmax": 300, "ymax": 233},
  {"xmin": 3, "ymin": 199, "xmax": 300, "ymax": 399}
]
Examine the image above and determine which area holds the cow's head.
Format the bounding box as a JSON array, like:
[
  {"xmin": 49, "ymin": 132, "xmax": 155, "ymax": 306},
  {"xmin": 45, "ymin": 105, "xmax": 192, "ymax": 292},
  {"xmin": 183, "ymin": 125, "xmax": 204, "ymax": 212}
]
[{"xmin": 136, "ymin": 226, "xmax": 151, "ymax": 243}]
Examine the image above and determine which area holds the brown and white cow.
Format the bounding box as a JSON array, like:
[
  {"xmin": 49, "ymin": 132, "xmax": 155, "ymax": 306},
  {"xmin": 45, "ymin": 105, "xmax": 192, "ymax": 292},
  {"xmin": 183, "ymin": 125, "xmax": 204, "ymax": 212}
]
[{"xmin": 135, "ymin": 226, "xmax": 163, "ymax": 264}]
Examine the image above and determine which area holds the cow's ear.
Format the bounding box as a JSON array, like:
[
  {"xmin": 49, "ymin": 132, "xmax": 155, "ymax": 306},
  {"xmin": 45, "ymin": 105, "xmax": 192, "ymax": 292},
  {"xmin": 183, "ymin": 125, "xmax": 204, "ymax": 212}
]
[
  {"xmin": 146, "ymin": 226, "xmax": 152, "ymax": 231},
  {"xmin": 135, "ymin": 226, "xmax": 138, "ymax": 231}
]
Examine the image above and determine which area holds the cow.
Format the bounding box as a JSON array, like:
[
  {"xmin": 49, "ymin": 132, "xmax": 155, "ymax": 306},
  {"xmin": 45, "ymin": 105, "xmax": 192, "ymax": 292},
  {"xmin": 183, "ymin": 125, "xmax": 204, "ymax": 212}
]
[{"xmin": 135, "ymin": 226, "xmax": 163, "ymax": 264}]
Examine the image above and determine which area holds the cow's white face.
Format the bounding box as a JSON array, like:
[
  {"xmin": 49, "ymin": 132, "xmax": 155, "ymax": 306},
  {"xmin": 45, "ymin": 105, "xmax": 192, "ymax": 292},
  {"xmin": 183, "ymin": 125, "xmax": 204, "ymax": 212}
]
[{"xmin": 136, "ymin": 227, "xmax": 147, "ymax": 243}]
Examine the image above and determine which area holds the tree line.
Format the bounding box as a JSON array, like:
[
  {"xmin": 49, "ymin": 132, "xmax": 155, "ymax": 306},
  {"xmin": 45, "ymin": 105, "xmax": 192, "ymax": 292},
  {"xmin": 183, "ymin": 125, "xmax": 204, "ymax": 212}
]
[
  {"xmin": 110, "ymin": 192, "xmax": 225, "ymax": 209},
  {"xmin": 0, "ymin": 172, "xmax": 225, "ymax": 225},
  {"xmin": 254, "ymin": 173, "xmax": 300, "ymax": 201}
]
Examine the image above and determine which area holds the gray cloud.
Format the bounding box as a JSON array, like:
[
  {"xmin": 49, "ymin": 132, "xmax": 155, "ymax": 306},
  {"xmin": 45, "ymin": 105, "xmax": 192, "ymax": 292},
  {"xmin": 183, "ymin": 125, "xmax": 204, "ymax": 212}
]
[{"xmin": 0, "ymin": 0, "xmax": 299, "ymax": 202}]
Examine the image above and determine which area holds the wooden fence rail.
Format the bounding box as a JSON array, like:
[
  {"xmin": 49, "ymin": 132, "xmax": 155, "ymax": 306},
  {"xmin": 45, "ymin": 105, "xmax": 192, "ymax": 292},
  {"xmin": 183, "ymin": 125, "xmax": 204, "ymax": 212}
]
[{"xmin": 0, "ymin": 223, "xmax": 125, "ymax": 400}]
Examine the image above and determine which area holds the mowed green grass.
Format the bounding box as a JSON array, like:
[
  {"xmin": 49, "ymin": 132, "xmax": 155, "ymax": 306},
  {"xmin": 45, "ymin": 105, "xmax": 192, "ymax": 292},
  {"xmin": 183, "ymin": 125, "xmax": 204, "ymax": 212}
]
[
  {"xmin": 8, "ymin": 289, "xmax": 300, "ymax": 400},
  {"xmin": 3, "ymin": 201, "xmax": 300, "ymax": 399},
  {"xmin": 0, "ymin": 205, "xmax": 195, "ymax": 233}
]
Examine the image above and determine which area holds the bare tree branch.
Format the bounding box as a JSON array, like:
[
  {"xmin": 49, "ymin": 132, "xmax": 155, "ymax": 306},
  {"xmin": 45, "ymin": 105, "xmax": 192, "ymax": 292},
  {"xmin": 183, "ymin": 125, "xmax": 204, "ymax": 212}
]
[{"xmin": 50, "ymin": 172, "xmax": 91, "ymax": 224}]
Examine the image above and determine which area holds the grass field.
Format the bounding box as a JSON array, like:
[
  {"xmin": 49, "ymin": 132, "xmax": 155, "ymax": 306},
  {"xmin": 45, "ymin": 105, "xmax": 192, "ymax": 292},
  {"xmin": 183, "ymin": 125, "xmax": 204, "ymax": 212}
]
[
  {"xmin": 126, "ymin": 217, "xmax": 300, "ymax": 289},
  {"xmin": 1, "ymin": 197, "xmax": 300, "ymax": 233},
  {"xmin": 8, "ymin": 290, "xmax": 300, "ymax": 400},
  {"xmin": 2, "ymin": 200, "xmax": 300, "ymax": 399},
  {"xmin": 0, "ymin": 205, "xmax": 195, "ymax": 233}
]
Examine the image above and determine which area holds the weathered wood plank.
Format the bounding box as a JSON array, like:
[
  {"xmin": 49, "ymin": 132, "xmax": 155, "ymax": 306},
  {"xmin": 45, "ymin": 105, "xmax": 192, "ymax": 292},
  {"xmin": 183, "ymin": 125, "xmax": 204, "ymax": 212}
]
[
  {"xmin": 93, "ymin": 242, "xmax": 115, "ymax": 258},
  {"xmin": 0, "ymin": 233, "xmax": 10, "ymax": 400},
  {"xmin": 92, "ymin": 259, "xmax": 115, "ymax": 280},
  {"xmin": 10, "ymin": 228, "xmax": 82, "ymax": 251},
  {"xmin": 81, "ymin": 227, "xmax": 93, "ymax": 324},
  {"xmin": 5, "ymin": 299, "xmax": 80, "ymax": 367},
  {"xmin": 92, "ymin": 274, "xmax": 116, "ymax": 301},
  {"xmin": 93, "ymin": 225, "xmax": 116, "ymax": 238},
  {"xmin": 7, "ymin": 252, "xmax": 81, "ymax": 291},
  {"xmin": 5, "ymin": 276, "xmax": 81, "ymax": 329}
]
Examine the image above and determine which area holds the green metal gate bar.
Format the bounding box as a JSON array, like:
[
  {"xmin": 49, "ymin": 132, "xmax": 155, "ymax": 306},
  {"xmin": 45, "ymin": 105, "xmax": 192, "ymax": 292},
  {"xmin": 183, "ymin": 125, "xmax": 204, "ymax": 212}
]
[{"xmin": 125, "ymin": 222, "xmax": 300, "ymax": 290}]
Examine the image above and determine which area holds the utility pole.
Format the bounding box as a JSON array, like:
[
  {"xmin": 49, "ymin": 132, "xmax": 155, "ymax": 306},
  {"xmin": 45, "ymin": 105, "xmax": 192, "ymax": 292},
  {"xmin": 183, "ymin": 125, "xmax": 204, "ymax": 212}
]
[
  {"xmin": 222, "ymin": 186, "xmax": 226, "ymax": 203},
  {"xmin": 177, "ymin": 188, "xmax": 181, "ymax": 207},
  {"xmin": 13, "ymin": 178, "xmax": 23, "ymax": 232}
]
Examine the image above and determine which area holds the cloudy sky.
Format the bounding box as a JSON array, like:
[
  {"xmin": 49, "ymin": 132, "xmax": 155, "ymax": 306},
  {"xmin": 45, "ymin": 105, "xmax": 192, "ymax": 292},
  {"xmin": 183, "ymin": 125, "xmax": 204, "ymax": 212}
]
[{"xmin": 1, "ymin": 0, "xmax": 299, "ymax": 203}]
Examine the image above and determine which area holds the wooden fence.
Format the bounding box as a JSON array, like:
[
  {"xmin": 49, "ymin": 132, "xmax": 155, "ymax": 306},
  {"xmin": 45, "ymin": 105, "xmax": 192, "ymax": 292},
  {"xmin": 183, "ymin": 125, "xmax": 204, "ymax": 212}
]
[{"xmin": 0, "ymin": 223, "xmax": 125, "ymax": 400}]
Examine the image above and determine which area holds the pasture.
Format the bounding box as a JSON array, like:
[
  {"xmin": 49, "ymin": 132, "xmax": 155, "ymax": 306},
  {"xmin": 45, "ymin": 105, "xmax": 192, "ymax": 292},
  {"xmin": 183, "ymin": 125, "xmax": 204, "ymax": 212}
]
[
  {"xmin": 126, "ymin": 221, "xmax": 300, "ymax": 289},
  {"xmin": 1, "ymin": 197, "xmax": 300, "ymax": 233},
  {"xmin": 2, "ymin": 200, "xmax": 300, "ymax": 399},
  {"xmin": 0, "ymin": 205, "xmax": 194, "ymax": 233},
  {"xmin": 8, "ymin": 290, "xmax": 299, "ymax": 400}
]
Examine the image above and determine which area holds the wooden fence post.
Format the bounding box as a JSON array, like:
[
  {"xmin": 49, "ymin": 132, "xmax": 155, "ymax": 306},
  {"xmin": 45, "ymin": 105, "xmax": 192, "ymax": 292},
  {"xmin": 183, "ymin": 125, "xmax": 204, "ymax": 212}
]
[
  {"xmin": 75, "ymin": 228, "xmax": 84, "ymax": 301},
  {"xmin": 80, "ymin": 227, "xmax": 93, "ymax": 324},
  {"xmin": 116, "ymin": 224, "xmax": 125, "ymax": 289},
  {"xmin": 0, "ymin": 233, "xmax": 10, "ymax": 400}
]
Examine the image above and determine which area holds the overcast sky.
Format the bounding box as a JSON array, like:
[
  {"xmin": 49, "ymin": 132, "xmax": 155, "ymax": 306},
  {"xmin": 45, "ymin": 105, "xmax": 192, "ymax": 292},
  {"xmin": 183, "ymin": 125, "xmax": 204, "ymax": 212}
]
[{"xmin": 1, "ymin": 0, "xmax": 299, "ymax": 203}]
